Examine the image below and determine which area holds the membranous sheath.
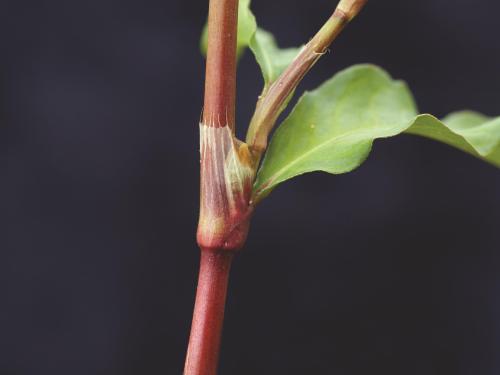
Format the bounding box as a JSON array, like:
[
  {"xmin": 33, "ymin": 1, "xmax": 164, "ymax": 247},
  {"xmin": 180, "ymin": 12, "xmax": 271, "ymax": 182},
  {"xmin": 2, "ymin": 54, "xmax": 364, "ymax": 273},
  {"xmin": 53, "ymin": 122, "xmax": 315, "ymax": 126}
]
[{"xmin": 197, "ymin": 121, "xmax": 255, "ymax": 251}]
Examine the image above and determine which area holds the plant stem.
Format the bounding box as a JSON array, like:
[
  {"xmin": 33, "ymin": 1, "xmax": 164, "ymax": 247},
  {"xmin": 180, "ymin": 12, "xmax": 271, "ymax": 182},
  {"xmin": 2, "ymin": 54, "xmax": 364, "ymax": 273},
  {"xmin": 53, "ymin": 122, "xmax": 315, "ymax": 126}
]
[
  {"xmin": 188, "ymin": 1, "xmax": 367, "ymax": 373},
  {"xmin": 187, "ymin": 0, "xmax": 241, "ymax": 374},
  {"xmin": 203, "ymin": 0, "xmax": 239, "ymax": 128},
  {"xmin": 246, "ymin": 0, "xmax": 368, "ymax": 156},
  {"xmin": 184, "ymin": 250, "xmax": 234, "ymax": 375},
  {"xmin": 197, "ymin": 0, "xmax": 253, "ymax": 253}
]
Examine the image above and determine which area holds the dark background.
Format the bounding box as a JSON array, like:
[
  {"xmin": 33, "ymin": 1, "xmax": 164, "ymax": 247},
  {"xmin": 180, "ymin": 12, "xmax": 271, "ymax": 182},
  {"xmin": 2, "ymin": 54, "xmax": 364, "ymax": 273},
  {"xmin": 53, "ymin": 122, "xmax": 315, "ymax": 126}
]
[{"xmin": 2, "ymin": 0, "xmax": 500, "ymax": 374}]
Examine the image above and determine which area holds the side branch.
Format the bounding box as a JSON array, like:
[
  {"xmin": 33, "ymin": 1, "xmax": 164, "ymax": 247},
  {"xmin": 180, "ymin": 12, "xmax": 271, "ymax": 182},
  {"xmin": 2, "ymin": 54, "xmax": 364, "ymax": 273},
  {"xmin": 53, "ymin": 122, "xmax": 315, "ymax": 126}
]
[{"xmin": 246, "ymin": 0, "xmax": 368, "ymax": 156}]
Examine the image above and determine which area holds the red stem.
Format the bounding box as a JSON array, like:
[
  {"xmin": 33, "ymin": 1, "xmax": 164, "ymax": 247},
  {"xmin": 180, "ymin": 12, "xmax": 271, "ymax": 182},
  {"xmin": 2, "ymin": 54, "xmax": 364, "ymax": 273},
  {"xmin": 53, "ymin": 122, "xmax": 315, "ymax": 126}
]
[
  {"xmin": 184, "ymin": 249, "xmax": 234, "ymax": 375},
  {"xmin": 202, "ymin": 0, "xmax": 238, "ymax": 128},
  {"xmin": 188, "ymin": 0, "xmax": 238, "ymax": 375},
  {"xmin": 187, "ymin": 0, "xmax": 239, "ymax": 372}
]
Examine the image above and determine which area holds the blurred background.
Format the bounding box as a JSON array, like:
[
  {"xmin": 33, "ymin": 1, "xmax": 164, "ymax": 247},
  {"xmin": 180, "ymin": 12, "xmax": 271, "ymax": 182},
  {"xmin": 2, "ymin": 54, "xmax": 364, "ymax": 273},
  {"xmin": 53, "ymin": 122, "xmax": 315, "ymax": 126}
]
[{"xmin": 2, "ymin": 0, "xmax": 500, "ymax": 374}]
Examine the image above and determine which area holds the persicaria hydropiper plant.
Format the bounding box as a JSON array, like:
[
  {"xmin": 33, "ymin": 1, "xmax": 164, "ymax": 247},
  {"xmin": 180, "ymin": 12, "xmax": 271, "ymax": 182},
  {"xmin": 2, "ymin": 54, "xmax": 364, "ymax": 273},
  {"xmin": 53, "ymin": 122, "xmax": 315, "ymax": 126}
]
[{"xmin": 184, "ymin": 0, "xmax": 500, "ymax": 373}]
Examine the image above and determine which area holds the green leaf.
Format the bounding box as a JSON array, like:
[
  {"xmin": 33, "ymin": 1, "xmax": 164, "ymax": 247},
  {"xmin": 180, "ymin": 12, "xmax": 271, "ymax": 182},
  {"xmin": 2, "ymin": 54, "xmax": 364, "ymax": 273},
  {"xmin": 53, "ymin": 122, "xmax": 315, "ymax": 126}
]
[
  {"xmin": 200, "ymin": 0, "xmax": 299, "ymax": 88},
  {"xmin": 200, "ymin": 0, "xmax": 256, "ymax": 59},
  {"xmin": 406, "ymin": 112, "xmax": 500, "ymax": 162},
  {"xmin": 253, "ymin": 64, "xmax": 500, "ymax": 201}
]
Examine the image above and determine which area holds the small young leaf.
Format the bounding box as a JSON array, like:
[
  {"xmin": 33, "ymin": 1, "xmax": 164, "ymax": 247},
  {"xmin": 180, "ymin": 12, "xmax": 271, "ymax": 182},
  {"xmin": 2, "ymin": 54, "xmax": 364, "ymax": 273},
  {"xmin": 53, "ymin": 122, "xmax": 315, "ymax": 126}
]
[
  {"xmin": 253, "ymin": 65, "xmax": 500, "ymax": 201},
  {"xmin": 249, "ymin": 29, "xmax": 302, "ymax": 89}
]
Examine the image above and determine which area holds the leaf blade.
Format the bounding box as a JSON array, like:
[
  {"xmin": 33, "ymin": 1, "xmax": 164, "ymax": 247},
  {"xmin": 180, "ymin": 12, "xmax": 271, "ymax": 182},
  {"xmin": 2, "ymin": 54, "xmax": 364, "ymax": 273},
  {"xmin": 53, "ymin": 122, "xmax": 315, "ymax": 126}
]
[
  {"xmin": 406, "ymin": 113, "xmax": 500, "ymax": 165},
  {"xmin": 254, "ymin": 65, "xmax": 500, "ymax": 201}
]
